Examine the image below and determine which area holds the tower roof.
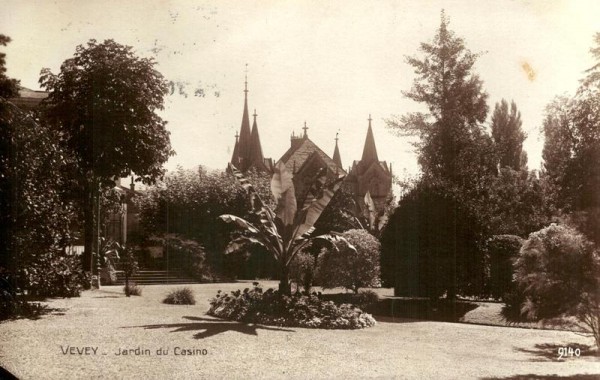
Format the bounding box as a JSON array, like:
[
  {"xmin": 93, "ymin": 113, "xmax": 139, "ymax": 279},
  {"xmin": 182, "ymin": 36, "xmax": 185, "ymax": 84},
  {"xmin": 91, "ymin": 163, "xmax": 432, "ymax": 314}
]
[
  {"xmin": 278, "ymin": 137, "xmax": 346, "ymax": 177},
  {"xmin": 238, "ymin": 86, "xmax": 252, "ymax": 166},
  {"xmin": 231, "ymin": 132, "xmax": 240, "ymax": 166},
  {"xmin": 361, "ymin": 114, "xmax": 379, "ymax": 164},
  {"xmin": 249, "ymin": 109, "xmax": 264, "ymax": 166},
  {"xmin": 332, "ymin": 133, "xmax": 342, "ymax": 168}
]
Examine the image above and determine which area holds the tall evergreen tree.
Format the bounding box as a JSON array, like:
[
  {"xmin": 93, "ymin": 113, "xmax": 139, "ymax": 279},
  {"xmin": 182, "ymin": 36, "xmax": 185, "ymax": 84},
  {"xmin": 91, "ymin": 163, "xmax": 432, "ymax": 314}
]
[
  {"xmin": 387, "ymin": 10, "xmax": 494, "ymax": 189},
  {"xmin": 491, "ymin": 99, "xmax": 527, "ymax": 170},
  {"xmin": 383, "ymin": 12, "xmax": 494, "ymax": 299}
]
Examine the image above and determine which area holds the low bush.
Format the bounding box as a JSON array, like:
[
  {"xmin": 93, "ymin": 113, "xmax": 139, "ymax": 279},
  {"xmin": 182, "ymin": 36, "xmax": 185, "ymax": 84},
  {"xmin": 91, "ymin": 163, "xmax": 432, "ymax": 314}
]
[
  {"xmin": 289, "ymin": 249, "xmax": 319, "ymax": 293},
  {"xmin": 123, "ymin": 283, "xmax": 142, "ymax": 296},
  {"xmin": 163, "ymin": 287, "xmax": 196, "ymax": 305},
  {"xmin": 207, "ymin": 283, "xmax": 376, "ymax": 329},
  {"xmin": 317, "ymin": 229, "xmax": 381, "ymax": 294}
]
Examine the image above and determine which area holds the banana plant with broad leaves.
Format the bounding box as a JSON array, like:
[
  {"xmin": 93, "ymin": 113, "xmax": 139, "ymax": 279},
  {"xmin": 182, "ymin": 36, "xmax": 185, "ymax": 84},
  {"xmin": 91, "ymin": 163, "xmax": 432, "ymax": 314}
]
[
  {"xmin": 220, "ymin": 162, "xmax": 353, "ymax": 295},
  {"xmin": 360, "ymin": 191, "xmax": 391, "ymax": 237}
]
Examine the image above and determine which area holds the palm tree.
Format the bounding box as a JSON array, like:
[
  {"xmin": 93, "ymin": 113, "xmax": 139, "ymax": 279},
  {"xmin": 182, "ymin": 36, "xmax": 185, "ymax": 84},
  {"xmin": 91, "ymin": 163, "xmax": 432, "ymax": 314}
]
[{"xmin": 220, "ymin": 162, "xmax": 350, "ymax": 295}]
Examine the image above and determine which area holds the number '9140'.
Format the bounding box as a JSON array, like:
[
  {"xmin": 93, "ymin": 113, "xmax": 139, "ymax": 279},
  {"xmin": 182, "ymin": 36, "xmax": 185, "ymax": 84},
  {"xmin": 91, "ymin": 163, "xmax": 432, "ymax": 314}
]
[{"xmin": 558, "ymin": 347, "xmax": 581, "ymax": 359}]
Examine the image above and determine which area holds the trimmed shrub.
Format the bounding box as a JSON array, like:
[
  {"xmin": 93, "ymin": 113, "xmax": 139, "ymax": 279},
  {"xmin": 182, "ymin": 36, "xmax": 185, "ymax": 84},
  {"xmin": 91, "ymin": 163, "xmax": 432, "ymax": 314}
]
[
  {"xmin": 322, "ymin": 290, "xmax": 380, "ymax": 311},
  {"xmin": 485, "ymin": 235, "xmax": 524, "ymax": 300},
  {"xmin": 163, "ymin": 287, "xmax": 196, "ymax": 305},
  {"xmin": 317, "ymin": 229, "xmax": 381, "ymax": 294},
  {"xmin": 207, "ymin": 283, "xmax": 376, "ymax": 329},
  {"xmin": 123, "ymin": 283, "xmax": 142, "ymax": 296},
  {"xmin": 353, "ymin": 290, "xmax": 380, "ymax": 309}
]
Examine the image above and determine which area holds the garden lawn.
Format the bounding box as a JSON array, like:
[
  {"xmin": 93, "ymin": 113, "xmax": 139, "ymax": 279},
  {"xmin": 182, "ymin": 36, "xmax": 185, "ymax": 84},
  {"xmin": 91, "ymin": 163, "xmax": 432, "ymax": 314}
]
[{"xmin": 0, "ymin": 281, "xmax": 598, "ymax": 380}]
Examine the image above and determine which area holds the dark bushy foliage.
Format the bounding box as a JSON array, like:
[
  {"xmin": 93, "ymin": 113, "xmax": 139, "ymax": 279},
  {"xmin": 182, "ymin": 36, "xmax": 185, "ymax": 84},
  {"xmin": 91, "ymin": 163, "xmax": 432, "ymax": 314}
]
[
  {"xmin": 381, "ymin": 182, "xmax": 486, "ymax": 299},
  {"xmin": 1, "ymin": 79, "xmax": 83, "ymax": 299},
  {"xmin": 485, "ymin": 235, "xmax": 524, "ymax": 300},
  {"xmin": 0, "ymin": 272, "xmax": 47, "ymax": 320},
  {"xmin": 19, "ymin": 250, "xmax": 88, "ymax": 298},
  {"xmin": 149, "ymin": 234, "xmax": 214, "ymax": 280},
  {"xmin": 163, "ymin": 287, "xmax": 196, "ymax": 305},
  {"xmin": 136, "ymin": 167, "xmax": 274, "ymax": 280},
  {"xmin": 207, "ymin": 284, "xmax": 376, "ymax": 329}
]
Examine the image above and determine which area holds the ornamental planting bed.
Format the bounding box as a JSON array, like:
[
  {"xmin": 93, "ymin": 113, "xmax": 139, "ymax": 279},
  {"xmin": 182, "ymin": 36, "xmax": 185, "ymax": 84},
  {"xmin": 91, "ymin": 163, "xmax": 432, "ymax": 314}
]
[{"xmin": 0, "ymin": 281, "xmax": 597, "ymax": 379}]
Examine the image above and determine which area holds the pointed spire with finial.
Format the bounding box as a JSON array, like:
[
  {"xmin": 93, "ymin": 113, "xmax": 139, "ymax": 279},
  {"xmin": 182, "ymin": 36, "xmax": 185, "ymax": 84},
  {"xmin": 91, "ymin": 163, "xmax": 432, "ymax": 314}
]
[
  {"xmin": 249, "ymin": 108, "xmax": 264, "ymax": 166},
  {"xmin": 231, "ymin": 131, "xmax": 240, "ymax": 165},
  {"xmin": 361, "ymin": 114, "xmax": 379, "ymax": 164},
  {"xmin": 332, "ymin": 131, "xmax": 342, "ymax": 168},
  {"xmin": 236, "ymin": 64, "xmax": 252, "ymax": 170}
]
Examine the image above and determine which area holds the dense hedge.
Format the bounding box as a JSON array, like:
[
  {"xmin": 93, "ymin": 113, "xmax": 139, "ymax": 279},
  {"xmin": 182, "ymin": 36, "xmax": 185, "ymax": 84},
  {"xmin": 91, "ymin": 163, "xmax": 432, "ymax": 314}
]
[{"xmin": 380, "ymin": 183, "xmax": 486, "ymax": 299}]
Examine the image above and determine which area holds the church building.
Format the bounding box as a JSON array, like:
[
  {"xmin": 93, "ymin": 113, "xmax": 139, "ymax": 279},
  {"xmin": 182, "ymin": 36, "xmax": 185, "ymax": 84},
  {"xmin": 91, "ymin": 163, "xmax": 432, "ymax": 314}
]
[{"xmin": 229, "ymin": 77, "xmax": 392, "ymax": 215}]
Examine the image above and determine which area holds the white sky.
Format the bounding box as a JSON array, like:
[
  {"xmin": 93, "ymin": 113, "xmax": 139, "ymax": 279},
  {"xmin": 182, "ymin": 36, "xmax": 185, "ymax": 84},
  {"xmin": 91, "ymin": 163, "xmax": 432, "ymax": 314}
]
[{"xmin": 3, "ymin": 1, "xmax": 599, "ymax": 179}]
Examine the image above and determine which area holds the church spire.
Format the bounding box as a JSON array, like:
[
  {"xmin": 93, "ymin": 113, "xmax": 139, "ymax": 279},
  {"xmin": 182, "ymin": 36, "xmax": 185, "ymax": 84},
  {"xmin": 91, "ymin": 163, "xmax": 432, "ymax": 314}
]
[
  {"xmin": 231, "ymin": 131, "xmax": 240, "ymax": 166},
  {"xmin": 332, "ymin": 132, "xmax": 342, "ymax": 168},
  {"xmin": 249, "ymin": 109, "xmax": 264, "ymax": 166},
  {"xmin": 361, "ymin": 114, "xmax": 379, "ymax": 164},
  {"xmin": 237, "ymin": 64, "xmax": 252, "ymax": 170}
]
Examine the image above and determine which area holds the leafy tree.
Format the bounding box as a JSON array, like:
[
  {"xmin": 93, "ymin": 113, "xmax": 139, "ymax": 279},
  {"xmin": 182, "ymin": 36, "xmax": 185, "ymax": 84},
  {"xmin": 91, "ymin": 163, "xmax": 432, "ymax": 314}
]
[
  {"xmin": 135, "ymin": 166, "xmax": 275, "ymax": 279},
  {"xmin": 512, "ymin": 224, "xmax": 600, "ymax": 350},
  {"xmin": 0, "ymin": 35, "xmax": 20, "ymax": 268},
  {"xmin": 491, "ymin": 99, "xmax": 527, "ymax": 170},
  {"xmin": 40, "ymin": 39, "xmax": 173, "ymax": 285},
  {"xmin": 542, "ymin": 34, "xmax": 600, "ymax": 245},
  {"xmin": 0, "ymin": 35, "xmax": 86, "ymax": 301},
  {"xmin": 317, "ymin": 229, "xmax": 381, "ymax": 294},
  {"xmin": 484, "ymin": 168, "xmax": 554, "ymax": 237},
  {"xmin": 219, "ymin": 163, "xmax": 348, "ymax": 295},
  {"xmin": 541, "ymin": 96, "xmax": 577, "ymax": 209},
  {"xmin": 386, "ymin": 11, "xmax": 494, "ymax": 188}
]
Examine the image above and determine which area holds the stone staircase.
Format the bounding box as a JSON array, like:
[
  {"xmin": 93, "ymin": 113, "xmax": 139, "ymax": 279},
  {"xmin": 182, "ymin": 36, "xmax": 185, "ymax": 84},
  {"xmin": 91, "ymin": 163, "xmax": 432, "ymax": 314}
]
[{"xmin": 114, "ymin": 270, "xmax": 202, "ymax": 285}]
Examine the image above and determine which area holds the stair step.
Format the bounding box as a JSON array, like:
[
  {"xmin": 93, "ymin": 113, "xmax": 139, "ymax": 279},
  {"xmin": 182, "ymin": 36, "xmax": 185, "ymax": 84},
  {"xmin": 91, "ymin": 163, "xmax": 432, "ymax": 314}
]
[{"xmin": 112, "ymin": 270, "xmax": 202, "ymax": 285}]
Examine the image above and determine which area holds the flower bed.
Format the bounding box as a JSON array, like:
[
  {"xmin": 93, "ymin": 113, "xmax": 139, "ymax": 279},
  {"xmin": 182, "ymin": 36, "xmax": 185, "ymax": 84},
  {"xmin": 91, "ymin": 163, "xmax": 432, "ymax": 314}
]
[{"xmin": 207, "ymin": 283, "xmax": 376, "ymax": 329}]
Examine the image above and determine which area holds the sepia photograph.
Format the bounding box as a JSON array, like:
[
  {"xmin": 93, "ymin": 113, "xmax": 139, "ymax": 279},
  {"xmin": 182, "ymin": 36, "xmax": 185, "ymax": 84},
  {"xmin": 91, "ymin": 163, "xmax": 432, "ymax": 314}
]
[{"xmin": 1, "ymin": 1, "xmax": 599, "ymax": 379}]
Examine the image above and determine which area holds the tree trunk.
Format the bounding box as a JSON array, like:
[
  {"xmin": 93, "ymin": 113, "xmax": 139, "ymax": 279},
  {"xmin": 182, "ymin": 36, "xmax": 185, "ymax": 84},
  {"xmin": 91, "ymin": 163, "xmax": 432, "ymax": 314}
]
[
  {"xmin": 278, "ymin": 265, "xmax": 291, "ymax": 296},
  {"xmin": 82, "ymin": 179, "xmax": 100, "ymax": 289},
  {"xmin": 125, "ymin": 271, "xmax": 130, "ymax": 297},
  {"xmin": 82, "ymin": 184, "xmax": 94, "ymax": 289}
]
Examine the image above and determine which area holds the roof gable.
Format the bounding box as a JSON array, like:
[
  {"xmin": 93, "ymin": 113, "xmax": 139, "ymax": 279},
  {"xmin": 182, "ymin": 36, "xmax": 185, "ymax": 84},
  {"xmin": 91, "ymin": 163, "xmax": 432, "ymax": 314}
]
[{"xmin": 277, "ymin": 138, "xmax": 346, "ymax": 176}]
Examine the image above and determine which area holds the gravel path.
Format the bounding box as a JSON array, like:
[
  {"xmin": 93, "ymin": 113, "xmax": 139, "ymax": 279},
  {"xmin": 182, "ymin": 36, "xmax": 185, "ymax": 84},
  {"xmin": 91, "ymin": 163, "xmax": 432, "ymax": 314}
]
[{"xmin": 0, "ymin": 282, "xmax": 598, "ymax": 379}]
